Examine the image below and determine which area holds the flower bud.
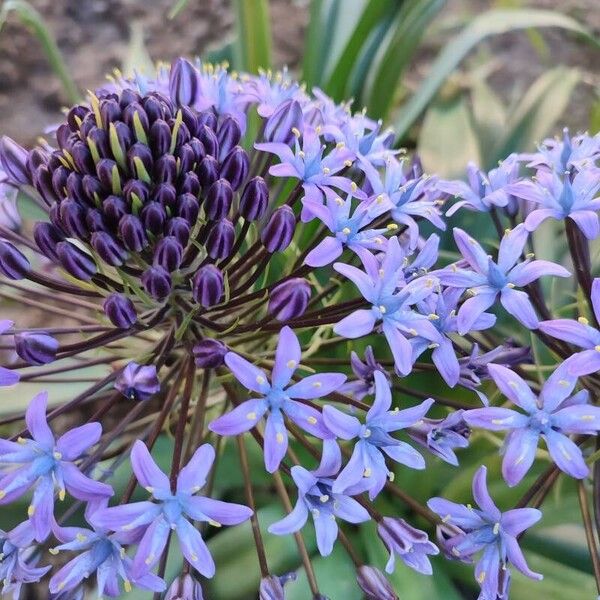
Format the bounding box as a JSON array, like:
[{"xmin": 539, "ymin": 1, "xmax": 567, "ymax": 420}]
[
  {"xmin": 66, "ymin": 172, "xmax": 85, "ymax": 203},
  {"xmin": 122, "ymin": 103, "xmax": 150, "ymax": 135},
  {"xmin": 141, "ymin": 201, "xmax": 167, "ymax": 234},
  {"xmin": 169, "ymin": 58, "xmax": 199, "ymax": 107},
  {"xmin": 152, "ymin": 182, "xmax": 177, "ymax": 208},
  {"xmin": 118, "ymin": 214, "xmax": 147, "ymax": 252},
  {"xmin": 150, "ymin": 119, "xmax": 172, "ymax": 157},
  {"xmin": 217, "ymin": 116, "xmax": 242, "ymax": 161},
  {"xmin": 198, "ymin": 125, "xmax": 219, "ymax": 158},
  {"xmin": 67, "ymin": 104, "xmax": 89, "ymax": 130},
  {"xmin": 192, "ymin": 265, "xmax": 224, "ymax": 307},
  {"xmin": 71, "ymin": 141, "xmax": 95, "ymax": 174},
  {"xmin": 192, "ymin": 338, "xmax": 228, "ymax": 368},
  {"xmin": 198, "ymin": 155, "xmax": 219, "ymax": 187},
  {"xmin": 56, "ymin": 241, "xmax": 97, "ymax": 280},
  {"xmin": 143, "ymin": 95, "xmax": 166, "ymax": 122},
  {"xmin": 142, "ymin": 265, "xmax": 172, "ymax": 300},
  {"xmin": 206, "ymin": 218, "xmax": 234, "ymax": 259},
  {"xmin": 87, "ymin": 126, "xmax": 110, "ymax": 159},
  {"xmin": 100, "ymin": 98, "xmax": 121, "ymax": 127},
  {"xmin": 154, "ymin": 236, "xmax": 183, "ymax": 271},
  {"xmin": 0, "ymin": 239, "xmax": 30, "ymax": 280},
  {"xmin": 85, "ymin": 209, "xmax": 107, "ymax": 232},
  {"xmin": 91, "ymin": 231, "xmax": 127, "ymax": 266},
  {"xmin": 261, "ymin": 206, "xmax": 295, "ymax": 252},
  {"xmin": 177, "ymin": 143, "xmax": 195, "ymax": 174},
  {"xmin": 167, "ymin": 217, "xmax": 191, "ymax": 247},
  {"xmin": 180, "ymin": 171, "xmax": 200, "ymax": 197},
  {"xmin": 115, "ymin": 361, "xmax": 160, "ymax": 401},
  {"xmin": 123, "ymin": 180, "xmax": 150, "ymax": 206},
  {"xmin": 59, "ymin": 199, "xmax": 88, "ymax": 239},
  {"xmin": 51, "ymin": 165, "xmax": 69, "ymax": 198},
  {"xmin": 259, "ymin": 573, "xmax": 297, "ymax": 600},
  {"xmin": 264, "ymin": 100, "xmax": 303, "ymax": 144},
  {"xmin": 177, "ymin": 193, "xmax": 200, "ymax": 224},
  {"xmin": 205, "ymin": 179, "xmax": 233, "ymax": 220},
  {"xmin": 82, "ymin": 174, "xmax": 104, "ymax": 202},
  {"xmin": 34, "ymin": 165, "xmax": 57, "ymax": 204},
  {"xmin": 15, "ymin": 332, "xmax": 58, "ymax": 365},
  {"xmin": 103, "ymin": 195, "xmax": 128, "ymax": 226},
  {"xmin": 103, "ymin": 293, "xmax": 137, "ymax": 329},
  {"xmin": 268, "ymin": 278, "xmax": 310, "ymax": 321},
  {"xmin": 356, "ymin": 566, "xmax": 398, "ymax": 600},
  {"xmin": 0, "ymin": 136, "xmax": 30, "ymax": 184},
  {"xmin": 180, "ymin": 106, "xmax": 199, "ymax": 137},
  {"xmin": 127, "ymin": 142, "xmax": 154, "ymax": 177},
  {"xmin": 239, "ymin": 176, "xmax": 268, "ymax": 221},
  {"xmin": 33, "ymin": 222, "xmax": 63, "ymax": 262},
  {"xmin": 197, "ymin": 110, "xmax": 217, "ymax": 131},
  {"xmin": 164, "ymin": 573, "xmax": 204, "ymax": 599},
  {"xmin": 220, "ymin": 146, "xmax": 249, "ymax": 190},
  {"xmin": 155, "ymin": 154, "xmax": 178, "ymax": 184}
]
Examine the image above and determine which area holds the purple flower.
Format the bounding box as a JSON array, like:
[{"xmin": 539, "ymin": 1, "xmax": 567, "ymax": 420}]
[
  {"xmin": 209, "ymin": 326, "xmax": 346, "ymax": 472},
  {"xmin": 340, "ymin": 346, "xmax": 389, "ymax": 401},
  {"xmin": 92, "ymin": 441, "xmax": 252, "ymax": 578},
  {"xmin": 0, "ymin": 319, "xmax": 19, "ymax": 387},
  {"xmin": 49, "ymin": 502, "xmax": 165, "ymax": 596},
  {"xmin": 115, "ymin": 362, "xmax": 160, "ymax": 401},
  {"xmin": 438, "ymin": 155, "xmax": 520, "ymax": 215},
  {"xmin": 361, "ymin": 158, "xmax": 445, "ymax": 247},
  {"xmin": 356, "ymin": 565, "xmax": 397, "ymax": 600},
  {"xmin": 259, "ymin": 572, "xmax": 297, "ymax": 599},
  {"xmin": 255, "ymin": 126, "xmax": 363, "ymax": 219},
  {"xmin": 539, "ymin": 278, "xmax": 600, "ymax": 376},
  {"xmin": 0, "ymin": 392, "xmax": 113, "ymax": 541},
  {"xmin": 464, "ymin": 359, "xmax": 600, "ymax": 484},
  {"xmin": 303, "ymin": 192, "xmax": 390, "ymax": 267},
  {"xmin": 246, "ymin": 69, "xmax": 308, "ymax": 118},
  {"xmin": 428, "ymin": 466, "xmax": 542, "ymax": 600},
  {"xmin": 165, "ymin": 573, "xmax": 205, "ymax": 599},
  {"xmin": 412, "ymin": 288, "xmax": 496, "ymax": 387},
  {"xmin": 377, "ymin": 517, "xmax": 439, "ymax": 574},
  {"xmin": 438, "ymin": 225, "xmax": 569, "ymax": 333},
  {"xmin": 508, "ymin": 168, "xmax": 600, "ymax": 239},
  {"xmin": 334, "ymin": 237, "xmax": 442, "ymax": 375},
  {"xmin": 268, "ymin": 441, "xmax": 370, "ymax": 556},
  {"xmin": 407, "ymin": 410, "xmax": 470, "ymax": 466},
  {"xmin": 323, "ymin": 371, "xmax": 432, "ymax": 499}
]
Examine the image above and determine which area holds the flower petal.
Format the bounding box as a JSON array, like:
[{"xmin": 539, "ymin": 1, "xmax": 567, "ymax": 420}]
[
  {"xmin": 367, "ymin": 370, "xmax": 392, "ymax": 420},
  {"xmin": 56, "ymin": 422, "xmax": 102, "ymax": 461},
  {"xmin": 284, "ymin": 400, "xmax": 330, "ymax": 438},
  {"xmin": 538, "ymin": 319, "xmax": 600, "ymax": 349},
  {"xmin": 456, "ymin": 291, "xmax": 497, "ymax": 335},
  {"xmin": 472, "ymin": 466, "xmax": 500, "ymax": 518},
  {"xmin": 544, "ymin": 430, "xmax": 589, "ymax": 478},
  {"xmin": 334, "ymin": 309, "xmax": 376, "ymax": 338},
  {"xmin": 498, "ymin": 224, "xmax": 529, "ymax": 272},
  {"xmin": 130, "ymin": 440, "xmax": 170, "ymax": 493},
  {"xmin": 271, "ymin": 326, "xmax": 301, "ymax": 389},
  {"xmin": 552, "ymin": 404, "xmax": 600, "ymax": 433},
  {"xmin": 208, "ymin": 398, "xmax": 269, "ymax": 436},
  {"xmin": 500, "ymin": 288, "xmax": 539, "ymax": 329},
  {"xmin": 224, "ymin": 352, "xmax": 271, "ymax": 393},
  {"xmin": 132, "ymin": 516, "xmax": 170, "ymax": 576},
  {"xmin": 313, "ymin": 511, "xmax": 338, "ymax": 556},
  {"xmin": 268, "ymin": 499, "xmax": 309, "ymax": 535},
  {"xmin": 305, "ymin": 237, "xmax": 343, "ymax": 267},
  {"xmin": 502, "ymin": 428, "xmax": 539, "ymax": 486},
  {"xmin": 501, "ymin": 508, "xmax": 542, "ymax": 537},
  {"xmin": 453, "ymin": 228, "xmax": 489, "ymax": 273},
  {"xmin": 26, "ymin": 391, "xmax": 54, "ymax": 448},
  {"xmin": 504, "ymin": 534, "xmax": 543, "ymax": 579},
  {"xmin": 487, "ymin": 363, "xmax": 538, "ymax": 412},
  {"xmin": 463, "ymin": 407, "xmax": 528, "ymax": 431},
  {"xmin": 286, "ymin": 373, "xmax": 346, "ymax": 400},
  {"xmin": 175, "ymin": 517, "xmax": 216, "ymax": 577},
  {"xmin": 177, "ymin": 443, "xmax": 215, "ymax": 494},
  {"xmin": 264, "ymin": 409, "xmax": 289, "ymax": 472},
  {"xmin": 322, "ymin": 405, "xmax": 361, "ymax": 440},
  {"xmin": 184, "ymin": 496, "xmax": 252, "ymax": 525}
]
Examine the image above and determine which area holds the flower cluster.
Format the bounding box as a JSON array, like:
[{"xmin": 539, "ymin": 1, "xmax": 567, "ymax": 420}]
[{"xmin": 0, "ymin": 57, "xmax": 598, "ymax": 599}]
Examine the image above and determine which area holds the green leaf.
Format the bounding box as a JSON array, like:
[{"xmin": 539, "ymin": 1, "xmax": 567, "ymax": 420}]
[
  {"xmin": 393, "ymin": 8, "xmax": 600, "ymax": 142},
  {"xmin": 0, "ymin": 0, "xmax": 80, "ymax": 104},
  {"xmin": 418, "ymin": 89, "xmax": 481, "ymax": 178},
  {"xmin": 233, "ymin": 0, "xmax": 272, "ymax": 72},
  {"xmin": 491, "ymin": 67, "xmax": 580, "ymax": 162},
  {"xmin": 470, "ymin": 78, "xmax": 507, "ymax": 166},
  {"xmin": 121, "ymin": 21, "xmax": 155, "ymax": 78},
  {"xmin": 365, "ymin": 0, "xmax": 446, "ymax": 120}
]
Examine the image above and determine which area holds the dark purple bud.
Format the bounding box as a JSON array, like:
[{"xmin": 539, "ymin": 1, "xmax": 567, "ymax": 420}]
[
  {"xmin": 0, "ymin": 136, "xmax": 30, "ymax": 184},
  {"xmin": 49, "ymin": 203, "xmax": 62, "ymax": 229},
  {"xmin": 115, "ymin": 361, "xmax": 160, "ymax": 401},
  {"xmin": 141, "ymin": 265, "xmax": 172, "ymax": 300},
  {"xmin": 169, "ymin": 58, "xmax": 199, "ymax": 107},
  {"xmin": 103, "ymin": 293, "xmax": 137, "ymax": 329},
  {"xmin": 51, "ymin": 166, "xmax": 70, "ymax": 198},
  {"xmin": 197, "ymin": 110, "xmax": 217, "ymax": 131},
  {"xmin": 155, "ymin": 154, "xmax": 178, "ymax": 184},
  {"xmin": 67, "ymin": 105, "xmax": 89, "ymax": 130},
  {"xmin": 111, "ymin": 121, "xmax": 134, "ymax": 156},
  {"xmin": 154, "ymin": 236, "xmax": 183, "ymax": 271},
  {"xmin": 180, "ymin": 106, "xmax": 199, "ymax": 136},
  {"xmin": 27, "ymin": 148, "xmax": 49, "ymax": 179},
  {"xmin": 180, "ymin": 171, "xmax": 200, "ymax": 197},
  {"xmin": 220, "ymin": 146, "xmax": 249, "ymax": 190},
  {"xmin": 143, "ymin": 95, "xmax": 165, "ymax": 122},
  {"xmin": 261, "ymin": 206, "xmax": 295, "ymax": 252},
  {"xmin": 56, "ymin": 241, "xmax": 97, "ymax": 280},
  {"xmin": 33, "ymin": 165, "xmax": 57, "ymax": 204},
  {"xmin": 59, "ymin": 199, "xmax": 88, "ymax": 239},
  {"xmin": 169, "ymin": 118, "xmax": 191, "ymax": 147},
  {"xmin": 152, "ymin": 182, "xmax": 177, "ymax": 208},
  {"xmin": 356, "ymin": 566, "xmax": 398, "ymax": 600},
  {"xmin": 264, "ymin": 100, "xmax": 303, "ymax": 144},
  {"xmin": 86, "ymin": 208, "xmax": 107, "ymax": 232},
  {"xmin": 268, "ymin": 278, "xmax": 310, "ymax": 321},
  {"xmin": 87, "ymin": 127, "xmax": 111, "ymax": 159},
  {"xmin": 177, "ymin": 193, "xmax": 200, "ymax": 224},
  {"xmin": 103, "ymin": 195, "xmax": 128, "ymax": 225},
  {"xmin": 141, "ymin": 201, "xmax": 167, "ymax": 234},
  {"xmin": 189, "ymin": 138, "xmax": 206, "ymax": 164},
  {"xmin": 119, "ymin": 214, "xmax": 147, "ymax": 252},
  {"xmin": 122, "ymin": 103, "xmax": 150, "ymax": 135},
  {"xmin": 56, "ymin": 124, "xmax": 72, "ymax": 152},
  {"xmin": 178, "ymin": 144, "xmax": 196, "ymax": 175},
  {"xmin": 71, "ymin": 141, "xmax": 95, "ymax": 173},
  {"xmin": 192, "ymin": 264, "xmax": 224, "ymax": 307},
  {"xmin": 91, "ymin": 231, "xmax": 127, "ymax": 266},
  {"xmin": 198, "ymin": 125, "xmax": 219, "ymax": 157},
  {"xmin": 123, "ymin": 179, "xmax": 150, "ymax": 205},
  {"xmin": 206, "ymin": 218, "xmax": 234, "ymax": 259},
  {"xmin": 82, "ymin": 175, "xmax": 104, "ymax": 202},
  {"xmin": 127, "ymin": 142, "xmax": 154, "ymax": 177},
  {"xmin": 217, "ymin": 116, "xmax": 242, "ymax": 161},
  {"xmin": 119, "ymin": 89, "xmax": 141, "ymax": 108},
  {"xmin": 197, "ymin": 155, "xmax": 219, "ymax": 187},
  {"xmin": 239, "ymin": 176, "xmax": 268, "ymax": 221},
  {"xmin": 259, "ymin": 573, "xmax": 297, "ymax": 600},
  {"xmin": 96, "ymin": 158, "xmax": 118, "ymax": 190},
  {"xmin": 33, "ymin": 222, "xmax": 63, "ymax": 262},
  {"xmin": 66, "ymin": 172, "xmax": 86, "ymax": 203},
  {"xmin": 100, "ymin": 98, "xmax": 121, "ymax": 127},
  {"xmin": 79, "ymin": 114, "xmax": 95, "ymax": 139},
  {"xmin": 0, "ymin": 239, "xmax": 30, "ymax": 279},
  {"xmin": 149, "ymin": 119, "xmax": 172, "ymax": 157},
  {"xmin": 15, "ymin": 332, "xmax": 58, "ymax": 365},
  {"xmin": 192, "ymin": 338, "xmax": 228, "ymax": 369},
  {"xmin": 164, "ymin": 573, "xmax": 204, "ymax": 599},
  {"xmin": 166, "ymin": 217, "xmax": 191, "ymax": 247},
  {"xmin": 205, "ymin": 179, "xmax": 233, "ymax": 220}
]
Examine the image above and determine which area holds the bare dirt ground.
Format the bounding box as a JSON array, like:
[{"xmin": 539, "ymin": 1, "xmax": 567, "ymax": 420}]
[{"xmin": 0, "ymin": 0, "xmax": 597, "ymax": 142}]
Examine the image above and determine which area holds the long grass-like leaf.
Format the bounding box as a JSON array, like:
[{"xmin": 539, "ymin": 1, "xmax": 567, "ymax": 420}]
[
  {"xmin": 0, "ymin": 0, "xmax": 80, "ymax": 104},
  {"xmin": 393, "ymin": 8, "xmax": 600, "ymax": 142},
  {"xmin": 233, "ymin": 0, "xmax": 272, "ymax": 72}
]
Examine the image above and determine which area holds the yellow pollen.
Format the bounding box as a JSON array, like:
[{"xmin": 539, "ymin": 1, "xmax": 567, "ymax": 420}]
[
  {"xmin": 49, "ymin": 548, "xmax": 59, "ymax": 555},
  {"xmin": 581, "ymin": 415, "xmax": 596, "ymax": 421},
  {"xmin": 387, "ymin": 223, "xmax": 398, "ymax": 231},
  {"xmin": 312, "ymin": 381, "xmax": 322, "ymax": 388},
  {"xmin": 374, "ymin": 237, "xmax": 383, "ymax": 244},
  {"xmin": 27, "ymin": 505, "xmax": 35, "ymax": 517},
  {"xmin": 342, "ymin": 227, "xmax": 351, "ymax": 235},
  {"xmin": 76, "ymin": 533, "xmax": 87, "ymax": 542},
  {"xmin": 336, "ymin": 141, "xmax": 345, "ymax": 149},
  {"xmin": 190, "ymin": 552, "xmax": 199, "ymax": 562},
  {"xmin": 363, "ymin": 428, "xmax": 372, "ymax": 438},
  {"xmin": 378, "ymin": 269, "xmax": 385, "ymax": 278},
  {"xmin": 344, "ymin": 160, "xmax": 352, "ymax": 167},
  {"xmin": 17, "ymin": 437, "xmax": 26, "ymax": 444},
  {"xmin": 506, "ymin": 283, "xmax": 516, "ymax": 288},
  {"xmin": 428, "ymin": 313, "xmax": 439, "ymax": 320},
  {"xmin": 379, "ymin": 305, "xmax": 387, "ymax": 314},
  {"xmin": 57, "ymin": 583, "xmax": 66, "ymax": 591},
  {"xmin": 59, "ymin": 489, "xmax": 66, "ymax": 501},
  {"xmin": 491, "ymin": 419, "xmax": 508, "ymax": 425},
  {"xmin": 287, "ymin": 360, "xmax": 297, "ymax": 369},
  {"xmin": 595, "ymin": 345, "xmax": 600, "ymax": 352},
  {"xmin": 467, "ymin": 503, "xmax": 473, "ymax": 510},
  {"xmin": 291, "ymin": 127, "xmax": 301, "ymax": 137},
  {"xmin": 298, "ymin": 150, "xmax": 305, "ymax": 158},
  {"xmin": 477, "ymin": 571, "xmax": 486, "ymax": 584},
  {"xmin": 323, "ymin": 167, "xmax": 331, "ymax": 174},
  {"xmin": 388, "ymin": 472, "xmax": 395, "ymax": 482},
  {"xmin": 145, "ymin": 554, "xmax": 155, "ymax": 565},
  {"xmin": 315, "ymin": 126, "xmax": 322, "ymax": 134},
  {"xmin": 409, "ymin": 328, "xmax": 418, "ymax": 336},
  {"xmin": 307, "ymin": 416, "xmax": 318, "ymax": 425},
  {"xmin": 276, "ymin": 433, "xmax": 285, "ymax": 444},
  {"xmin": 124, "ymin": 580, "xmax": 132, "ymax": 593},
  {"xmin": 526, "ymin": 252, "xmax": 535, "ymax": 259},
  {"xmin": 350, "ymin": 182, "xmax": 357, "ymax": 191},
  {"xmin": 558, "ymin": 379, "xmax": 569, "ymax": 387},
  {"xmin": 442, "ymin": 514, "xmax": 451, "ymax": 523},
  {"xmin": 376, "ymin": 194, "xmax": 384, "ymax": 204},
  {"xmin": 246, "ymin": 412, "xmax": 257, "ymax": 420},
  {"xmin": 256, "ymin": 375, "xmax": 265, "ymax": 384},
  {"xmin": 209, "ymin": 519, "xmax": 222, "ymax": 527},
  {"xmin": 335, "ymin": 197, "xmax": 344, "ymax": 205},
  {"xmin": 145, "ymin": 486, "xmax": 154, "ymax": 493},
  {"xmin": 578, "ymin": 317, "xmax": 589, "ymax": 325},
  {"xmin": 363, "ymin": 468, "xmax": 372, "ymax": 478}
]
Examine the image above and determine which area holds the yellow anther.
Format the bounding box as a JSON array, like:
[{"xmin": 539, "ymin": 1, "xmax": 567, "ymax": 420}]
[
  {"xmin": 506, "ymin": 283, "xmax": 516, "ymax": 288},
  {"xmin": 388, "ymin": 472, "xmax": 395, "ymax": 482},
  {"xmin": 335, "ymin": 197, "xmax": 344, "ymax": 206},
  {"xmin": 378, "ymin": 269, "xmax": 385, "ymax": 278},
  {"xmin": 76, "ymin": 533, "xmax": 87, "ymax": 542},
  {"xmin": 558, "ymin": 379, "xmax": 570, "ymax": 387},
  {"xmin": 256, "ymin": 375, "xmax": 265, "ymax": 384},
  {"xmin": 409, "ymin": 328, "xmax": 418, "ymax": 336},
  {"xmin": 124, "ymin": 580, "xmax": 132, "ymax": 593},
  {"xmin": 493, "ymin": 523, "xmax": 500, "ymax": 535},
  {"xmin": 320, "ymin": 495, "xmax": 329, "ymax": 503},
  {"xmin": 59, "ymin": 489, "xmax": 66, "ymax": 501},
  {"xmin": 363, "ymin": 468, "xmax": 372, "ymax": 478},
  {"xmin": 451, "ymin": 547, "xmax": 460, "ymax": 556},
  {"xmin": 442, "ymin": 514, "xmax": 451, "ymax": 523},
  {"xmin": 363, "ymin": 428, "xmax": 372, "ymax": 438},
  {"xmin": 209, "ymin": 519, "xmax": 222, "ymax": 527},
  {"xmin": 323, "ymin": 167, "xmax": 331, "ymax": 174},
  {"xmin": 387, "ymin": 223, "xmax": 398, "ymax": 231},
  {"xmin": 379, "ymin": 305, "xmax": 387, "ymax": 314},
  {"xmin": 246, "ymin": 412, "xmax": 257, "ymax": 420},
  {"xmin": 190, "ymin": 552, "xmax": 199, "ymax": 562},
  {"xmin": 477, "ymin": 571, "xmax": 486, "ymax": 584},
  {"xmin": 508, "ymin": 381, "xmax": 518, "ymax": 388},
  {"xmin": 312, "ymin": 381, "xmax": 322, "ymax": 388},
  {"xmin": 428, "ymin": 313, "xmax": 439, "ymax": 320},
  {"xmin": 336, "ymin": 141, "xmax": 345, "ymax": 149},
  {"xmin": 344, "ymin": 160, "xmax": 352, "ymax": 167},
  {"xmin": 49, "ymin": 547, "xmax": 59, "ymax": 555},
  {"xmin": 287, "ymin": 359, "xmax": 297, "ymax": 369},
  {"xmin": 505, "ymin": 228, "xmax": 512, "ymax": 235},
  {"xmin": 276, "ymin": 433, "xmax": 285, "ymax": 444},
  {"xmin": 53, "ymin": 451, "xmax": 62, "ymax": 460},
  {"xmin": 578, "ymin": 317, "xmax": 589, "ymax": 325},
  {"xmin": 526, "ymin": 252, "xmax": 535, "ymax": 259},
  {"xmin": 350, "ymin": 182, "xmax": 357, "ymax": 192},
  {"xmin": 291, "ymin": 127, "xmax": 301, "ymax": 137},
  {"xmin": 27, "ymin": 505, "xmax": 35, "ymax": 517},
  {"xmin": 342, "ymin": 227, "xmax": 351, "ymax": 235},
  {"xmin": 307, "ymin": 416, "xmax": 318, "ymax": 425},
  {"xmin": 374, "ymin": 237, "xmax": 383, "ymax": 244},
  {"xmin": 298, "ymin": 150, "xmax": 305, "ymax": 158},
  {"xmin": 595, "ymin": 345, "xmax": 600, "ymax": 352},
  {"xmin": 17, "ymin": 437, "xmax": 27, "ymax": 444},
  {"xmin": 145, "ymin": 554, "xmax": 155, "ymax": 565},
  {"xmin": 581, "ymin": 415, "xmax": 596, "ymax": 421}
]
